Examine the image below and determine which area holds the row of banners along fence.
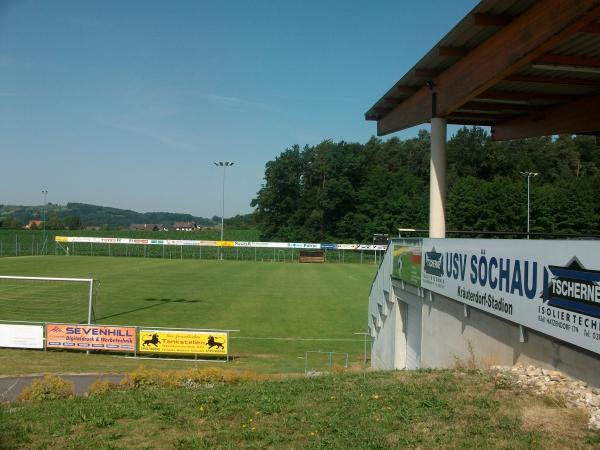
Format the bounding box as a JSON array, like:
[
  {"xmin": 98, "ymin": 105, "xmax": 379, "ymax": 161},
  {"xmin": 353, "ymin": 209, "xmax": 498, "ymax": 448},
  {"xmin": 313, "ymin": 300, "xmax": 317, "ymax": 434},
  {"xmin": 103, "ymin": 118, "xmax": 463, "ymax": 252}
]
[
  {"xmin": 0, "ymin": 233, "xmax": 387, "ymax": 264},
  {"xmin": 0, "ymin": 321, "xmax": 234, "ymax": 361}
]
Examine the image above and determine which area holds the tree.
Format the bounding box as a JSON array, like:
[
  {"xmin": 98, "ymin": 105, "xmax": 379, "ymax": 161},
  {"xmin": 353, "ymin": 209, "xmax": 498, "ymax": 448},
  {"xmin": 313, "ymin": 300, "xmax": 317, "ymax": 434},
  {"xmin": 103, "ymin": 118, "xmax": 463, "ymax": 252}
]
[
  {"xmin": 251, "ymin": 145, "xmax": 305, "ymax": 240},
  {"xmin": 64, "ymin": 216, "xmax": 82, "ymax": 230},
  {"xmin": 251, "ymin": 131, "xmax": 600, "ymax": 241}
]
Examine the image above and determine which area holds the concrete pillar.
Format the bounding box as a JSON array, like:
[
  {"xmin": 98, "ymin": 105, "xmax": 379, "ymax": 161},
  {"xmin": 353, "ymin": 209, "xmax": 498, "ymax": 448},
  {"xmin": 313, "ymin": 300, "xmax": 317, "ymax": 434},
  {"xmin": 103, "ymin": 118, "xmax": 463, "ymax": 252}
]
[{"xmin": 429, "ymin": 117, "xmax": 447, "ymax": 238}]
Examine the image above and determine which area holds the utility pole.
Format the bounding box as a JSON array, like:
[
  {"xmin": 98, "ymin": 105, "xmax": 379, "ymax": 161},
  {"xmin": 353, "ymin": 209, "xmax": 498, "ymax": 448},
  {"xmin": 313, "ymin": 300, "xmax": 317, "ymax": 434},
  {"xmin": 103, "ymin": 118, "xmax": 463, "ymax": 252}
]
[
  {"xmin": 213, "ymin": 161, "xmax": 234, "ymax": 260},
  {"xmin": 42, "ymin": 189, "xmax": 48, "ymax": 254}
]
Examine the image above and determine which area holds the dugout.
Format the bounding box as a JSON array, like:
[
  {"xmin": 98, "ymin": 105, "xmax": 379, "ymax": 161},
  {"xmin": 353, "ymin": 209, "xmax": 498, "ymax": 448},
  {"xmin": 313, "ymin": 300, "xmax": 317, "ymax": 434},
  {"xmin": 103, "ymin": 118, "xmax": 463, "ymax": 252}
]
[
  {"xmin": 365, "ymin": 0, "xmax": 600, "ymax": 385},
  {"xmin": 299, "ymin": 250, "xmax": 325, "ymax": 263}
]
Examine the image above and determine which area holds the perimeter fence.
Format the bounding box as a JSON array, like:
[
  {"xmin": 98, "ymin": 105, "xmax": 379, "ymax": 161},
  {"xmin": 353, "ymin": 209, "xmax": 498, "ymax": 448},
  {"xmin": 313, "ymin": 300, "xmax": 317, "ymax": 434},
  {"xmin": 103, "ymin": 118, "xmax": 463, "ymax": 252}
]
[{"xmin": 0, "ymin": 230, "xmax": 384, "ymax": 264}]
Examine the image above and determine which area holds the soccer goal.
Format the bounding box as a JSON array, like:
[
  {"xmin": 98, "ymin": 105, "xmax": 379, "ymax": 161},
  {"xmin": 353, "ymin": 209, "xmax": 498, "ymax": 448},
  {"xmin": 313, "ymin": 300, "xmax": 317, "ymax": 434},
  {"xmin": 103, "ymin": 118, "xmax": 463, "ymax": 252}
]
[{"xmin": 0, "ymin": 275, "xmax": 98, "ymax": 325}]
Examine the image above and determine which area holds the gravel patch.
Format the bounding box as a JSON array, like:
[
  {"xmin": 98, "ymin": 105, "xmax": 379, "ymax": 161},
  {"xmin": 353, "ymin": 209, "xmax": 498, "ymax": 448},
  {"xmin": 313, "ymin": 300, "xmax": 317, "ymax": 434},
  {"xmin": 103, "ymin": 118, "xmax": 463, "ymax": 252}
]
[{"xmin": 492, "ymin": 364, "xmax": 600, "ymax": 430}]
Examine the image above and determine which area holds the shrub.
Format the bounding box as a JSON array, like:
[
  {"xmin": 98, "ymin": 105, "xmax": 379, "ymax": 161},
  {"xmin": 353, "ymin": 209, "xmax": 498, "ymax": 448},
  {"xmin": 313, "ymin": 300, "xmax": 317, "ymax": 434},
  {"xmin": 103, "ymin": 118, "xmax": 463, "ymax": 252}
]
[
  {"xmin": 88, "ymin": 379, "xmax": 118, "ymax": 396},
  {"xmin": 119, "ymin": 366, "xmax": 262, "ymax": 389},
  {"xmin": 120, "ymin": 367, "xmax": 165, "ymax": 389},
  {"xmin": 17, "ymin": 375, "xmax": 74, "ymax": 402}
]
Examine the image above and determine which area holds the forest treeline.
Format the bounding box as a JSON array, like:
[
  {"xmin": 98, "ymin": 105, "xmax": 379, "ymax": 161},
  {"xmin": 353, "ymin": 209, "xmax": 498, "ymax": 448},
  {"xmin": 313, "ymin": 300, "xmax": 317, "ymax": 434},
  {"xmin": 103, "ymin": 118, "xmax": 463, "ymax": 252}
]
[
  {"xmin": 0, "ymin": 203, "xmax": 217, "ymax": 230},
  {"xmin": 251, "ymin": 127, "xmax": 600, "ymax": 242}
]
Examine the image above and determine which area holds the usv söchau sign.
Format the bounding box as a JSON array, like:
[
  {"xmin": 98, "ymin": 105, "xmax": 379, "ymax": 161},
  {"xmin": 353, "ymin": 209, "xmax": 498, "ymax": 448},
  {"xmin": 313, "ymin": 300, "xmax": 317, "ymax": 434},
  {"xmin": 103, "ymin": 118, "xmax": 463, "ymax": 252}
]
[{"xmin": 421, "ymin": 239, "xmax": 600, "ymax": 355}]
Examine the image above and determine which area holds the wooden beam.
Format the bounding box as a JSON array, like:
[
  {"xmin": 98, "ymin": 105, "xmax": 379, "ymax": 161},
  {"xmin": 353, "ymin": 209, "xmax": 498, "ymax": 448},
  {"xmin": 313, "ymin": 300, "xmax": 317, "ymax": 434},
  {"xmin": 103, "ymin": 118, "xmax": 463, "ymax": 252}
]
[
  {"xmin": 504, "ymin": 74, "xmax": 600, "ymax": 86},
  {"xmin": 413, "ymin": 69, "xmax": 440, "ymax": 79},
  {"xmin": 475, "ymin": 90, "xmax": 575, "ymax": 103},
  {"xmin": 470, "ymin": 14, "xmax": 600, "ymax": 34},
  {"xmin": 459, "ymin": 102, "xmax": 537, "ymax": 112},
  {"xmin": 581, "ymin": 22, "xmax": 600, "ymax": 33},
  {"xmin": 393, "ymin": 85, "xmax": 418, "ymax": 94},
  {"xmin": 450, "ymin": 112, "xmax": 522, "ymax": 120},
  {"xmin": 373, "ymin": 105, "xmax": 393, "ymax": 113},
  {"xmin": 534, "ymin": 54, "xmax": 600, "ymax": 67},
  {"xmin": 473, "ymin": 13, "xmax": 512, "ymax": 27},
  {"xmin": 492, "ymin": 93, "xmax": 600, "ymax": 140},
  {"xmin": 383, "ymin": 98, "xmax": 404, "ymax": 106},
  {"xmin": 447, "ymin": 119, "xmax": 501, "ymax": 126},
  {"xmin": 438, "ymin": 46, "xmax": 468, "ymax": 57},
  {"xmin": 378, "ymin": 0, "xmax": 600, "ymax": 135}
]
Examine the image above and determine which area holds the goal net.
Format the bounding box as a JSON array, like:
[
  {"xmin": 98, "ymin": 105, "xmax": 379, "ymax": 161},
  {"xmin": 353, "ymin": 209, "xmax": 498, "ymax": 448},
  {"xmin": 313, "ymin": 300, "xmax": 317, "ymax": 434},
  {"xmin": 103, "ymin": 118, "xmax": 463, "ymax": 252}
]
[{"xmin": 0, "ymin": 276, "xmax": 98, "ymax": 324}]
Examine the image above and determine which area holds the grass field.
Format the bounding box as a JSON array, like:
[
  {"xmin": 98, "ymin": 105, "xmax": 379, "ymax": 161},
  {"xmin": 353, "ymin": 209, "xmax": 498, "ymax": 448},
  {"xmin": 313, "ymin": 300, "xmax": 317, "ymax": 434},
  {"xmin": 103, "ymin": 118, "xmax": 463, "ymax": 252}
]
[
  {"xmin": 2, "ymin": 370, "xmax": 599, "ymax": 449},
  {"xmin": 0, "ymin": 255, "xmax": 376, "ymax": 374}
]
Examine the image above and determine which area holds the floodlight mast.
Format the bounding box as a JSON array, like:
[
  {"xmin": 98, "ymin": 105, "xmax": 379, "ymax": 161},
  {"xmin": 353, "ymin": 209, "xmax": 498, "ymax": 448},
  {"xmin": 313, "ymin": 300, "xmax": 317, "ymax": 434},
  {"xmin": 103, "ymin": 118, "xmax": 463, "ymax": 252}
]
[
  {"xmin": 214, "ymin": 161, "xmax": 234, "ymax": 260},
  {"xmin": 42, "ymin": 189, "xmax": 48, "ymax": 254},
  {"xmin": 520, "ymin": 172, "xmax": 538, "ymax": 239}
]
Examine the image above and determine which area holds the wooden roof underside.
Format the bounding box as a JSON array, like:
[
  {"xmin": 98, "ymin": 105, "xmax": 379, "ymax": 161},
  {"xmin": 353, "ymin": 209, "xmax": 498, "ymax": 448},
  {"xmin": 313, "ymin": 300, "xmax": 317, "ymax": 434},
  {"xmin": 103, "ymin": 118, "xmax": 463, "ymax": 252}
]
[{"xmin": 365, "ymin": 0, "xmax": 600, "ymax": 140}]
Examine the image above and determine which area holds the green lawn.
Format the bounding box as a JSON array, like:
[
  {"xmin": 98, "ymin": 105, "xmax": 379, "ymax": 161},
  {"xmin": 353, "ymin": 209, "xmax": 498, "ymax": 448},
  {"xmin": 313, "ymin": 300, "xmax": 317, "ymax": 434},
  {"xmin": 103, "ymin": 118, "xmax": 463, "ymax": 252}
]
[
  {"xmin": 0, "ymin": 256, "xmax": 376, "ymax": 374},
  {"xmin": 2, "ymin": 370, "xmax": 598, "ymax": 449}
]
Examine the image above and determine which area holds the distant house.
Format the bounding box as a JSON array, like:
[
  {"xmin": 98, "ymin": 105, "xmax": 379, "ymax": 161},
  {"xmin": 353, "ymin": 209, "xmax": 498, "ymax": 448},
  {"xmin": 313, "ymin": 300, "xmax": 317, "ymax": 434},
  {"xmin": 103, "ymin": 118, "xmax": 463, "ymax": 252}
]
[
  {"xmin": 174, "ymin": 221, "xmax": 197, "ymax": 231},
  {"xmin": 24, "ymin": 220, "xmax": 44, "ymax": 230},
  {"xmin": 129, "ymin": 224, "xmax": 163, "ymax": 231}
]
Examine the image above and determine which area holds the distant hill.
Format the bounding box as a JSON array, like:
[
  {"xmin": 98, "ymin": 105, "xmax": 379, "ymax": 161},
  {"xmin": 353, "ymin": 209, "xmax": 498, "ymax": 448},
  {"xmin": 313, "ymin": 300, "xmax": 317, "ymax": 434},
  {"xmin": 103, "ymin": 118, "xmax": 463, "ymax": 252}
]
[{"xmin": 0, "ymin": 202, "xmax": 221, "ymax": 229}]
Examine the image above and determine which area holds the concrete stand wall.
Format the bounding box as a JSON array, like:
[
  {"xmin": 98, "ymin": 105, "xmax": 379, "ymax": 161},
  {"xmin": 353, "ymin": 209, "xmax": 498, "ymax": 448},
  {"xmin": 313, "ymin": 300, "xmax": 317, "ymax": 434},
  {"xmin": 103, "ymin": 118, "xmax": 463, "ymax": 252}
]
[{"xmin": 372, "ymin": 279, "xmax": 600, "ymax": 388}]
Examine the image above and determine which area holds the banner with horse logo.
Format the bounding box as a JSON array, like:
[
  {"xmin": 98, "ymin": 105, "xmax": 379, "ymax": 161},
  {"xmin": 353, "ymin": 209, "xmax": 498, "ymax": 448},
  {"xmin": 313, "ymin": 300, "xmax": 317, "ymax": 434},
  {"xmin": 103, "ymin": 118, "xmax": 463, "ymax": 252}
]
[{"xmin": 138, "ymin": 329, "xmax": 228, "ymax": 355}]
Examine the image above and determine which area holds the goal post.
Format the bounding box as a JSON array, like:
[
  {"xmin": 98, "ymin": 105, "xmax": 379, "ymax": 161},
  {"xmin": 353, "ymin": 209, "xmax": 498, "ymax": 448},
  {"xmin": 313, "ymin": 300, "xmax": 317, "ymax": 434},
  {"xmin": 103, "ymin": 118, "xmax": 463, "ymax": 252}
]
[{"xmin": 0, "ymin": 275, "xmax": 96, "ymax": 325}]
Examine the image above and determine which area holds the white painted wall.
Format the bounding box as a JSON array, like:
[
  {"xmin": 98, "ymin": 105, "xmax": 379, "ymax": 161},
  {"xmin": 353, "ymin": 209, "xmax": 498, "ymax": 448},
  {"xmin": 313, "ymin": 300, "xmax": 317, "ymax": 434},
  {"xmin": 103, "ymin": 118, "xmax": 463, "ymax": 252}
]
[{"xmin": 368, "ymin": 239, "xmax": 600, "ymax": 386}]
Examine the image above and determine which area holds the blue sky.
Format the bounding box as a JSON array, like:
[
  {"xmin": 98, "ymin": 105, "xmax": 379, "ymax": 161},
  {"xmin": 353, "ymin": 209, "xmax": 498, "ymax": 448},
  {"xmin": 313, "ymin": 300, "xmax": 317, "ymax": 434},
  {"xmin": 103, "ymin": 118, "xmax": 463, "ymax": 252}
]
[{"xmin": 0, "ymin": 0, "xmax": 477, "ymax": 217}]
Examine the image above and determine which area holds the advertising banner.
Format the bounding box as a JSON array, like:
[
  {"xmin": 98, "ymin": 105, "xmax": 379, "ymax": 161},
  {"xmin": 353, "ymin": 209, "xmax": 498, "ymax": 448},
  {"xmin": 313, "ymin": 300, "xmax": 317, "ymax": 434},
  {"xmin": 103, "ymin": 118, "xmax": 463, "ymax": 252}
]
[
  {"xmin": 286, "ymin": 242, "xmax": 319, "ymax": 249},
  {"xmin": 138, "ymin": 329, "xmax": 228, "ymax": 356},
  {"xmin": 46, "ymin": 324, "xmax": 136, "ymax": 351},
  {"xmin": 391, "ymin": 243, "xmax": 422, "ymax": 286},
  {"xmin": 421, "ymin": 239, "xmax": 600, "ymax": 354},
  {"xmin": 336, "ymin": 244, "xmax": 388, "ymax": 251},
  {"xmin": 55, "ymin": 236, "xmax": 386, "ymax": 252},
  {"xmin": 0, "ymin": 324, "xmax": 44, "ymax": 349}
]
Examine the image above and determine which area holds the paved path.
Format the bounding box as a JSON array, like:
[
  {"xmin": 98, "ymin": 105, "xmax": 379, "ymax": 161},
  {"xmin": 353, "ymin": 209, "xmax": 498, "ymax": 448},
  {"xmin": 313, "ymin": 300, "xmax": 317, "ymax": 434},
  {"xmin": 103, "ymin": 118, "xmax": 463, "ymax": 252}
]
[{"xmin": 0, "ymin": 374, "xmax": 125, "ymax": 402}]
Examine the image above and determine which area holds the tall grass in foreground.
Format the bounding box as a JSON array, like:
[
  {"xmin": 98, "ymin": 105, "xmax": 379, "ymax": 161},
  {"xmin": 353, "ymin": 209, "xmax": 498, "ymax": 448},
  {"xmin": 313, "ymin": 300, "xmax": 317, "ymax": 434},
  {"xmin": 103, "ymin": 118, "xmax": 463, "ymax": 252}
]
[{"xmin": 1, "ymin": 370, "xmax": 598, "ymax": 449}]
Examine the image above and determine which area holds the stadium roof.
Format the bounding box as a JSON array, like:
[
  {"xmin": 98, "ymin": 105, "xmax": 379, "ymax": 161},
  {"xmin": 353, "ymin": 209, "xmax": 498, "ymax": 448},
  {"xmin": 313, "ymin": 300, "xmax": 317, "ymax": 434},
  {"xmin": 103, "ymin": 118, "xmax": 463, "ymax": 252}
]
[{"xmin": 365, "ymin": 0, "xmax": 600, "ymax": 140}]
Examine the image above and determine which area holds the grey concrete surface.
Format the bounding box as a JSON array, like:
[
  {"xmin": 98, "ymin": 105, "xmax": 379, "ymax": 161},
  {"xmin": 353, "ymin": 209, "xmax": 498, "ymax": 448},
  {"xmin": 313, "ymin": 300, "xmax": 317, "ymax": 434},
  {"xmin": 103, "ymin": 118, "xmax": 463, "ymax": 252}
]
[
  {"xmin": 0, "ymin": 374, "xmax": 125, "ymax": 402},
  {"xmin": 371, "ymin": 279, "xmax": 600, "ymax": 388}
]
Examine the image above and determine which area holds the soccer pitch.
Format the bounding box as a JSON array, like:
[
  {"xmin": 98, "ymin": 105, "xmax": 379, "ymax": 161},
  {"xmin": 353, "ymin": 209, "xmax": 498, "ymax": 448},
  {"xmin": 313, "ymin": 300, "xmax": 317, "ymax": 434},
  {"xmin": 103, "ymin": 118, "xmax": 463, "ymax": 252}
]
[{"xmin": 0, "ymin": 256, "xmax": 376, "ymax": 372}]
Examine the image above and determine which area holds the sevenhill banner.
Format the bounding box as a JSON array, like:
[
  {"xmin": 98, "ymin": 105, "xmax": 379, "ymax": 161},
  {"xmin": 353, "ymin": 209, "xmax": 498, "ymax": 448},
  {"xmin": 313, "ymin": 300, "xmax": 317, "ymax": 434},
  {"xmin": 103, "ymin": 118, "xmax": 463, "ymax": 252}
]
[
  {"xmin": 421, "ymin": 239, "xmax": 600, "ymax": 355},
  {"xmin": 46, "ymin": 324, "xmax": 136, "ymax": 352},
  {"xmin": 138, "ymin": 329, "xmax": 228, "ymax": 356}
]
